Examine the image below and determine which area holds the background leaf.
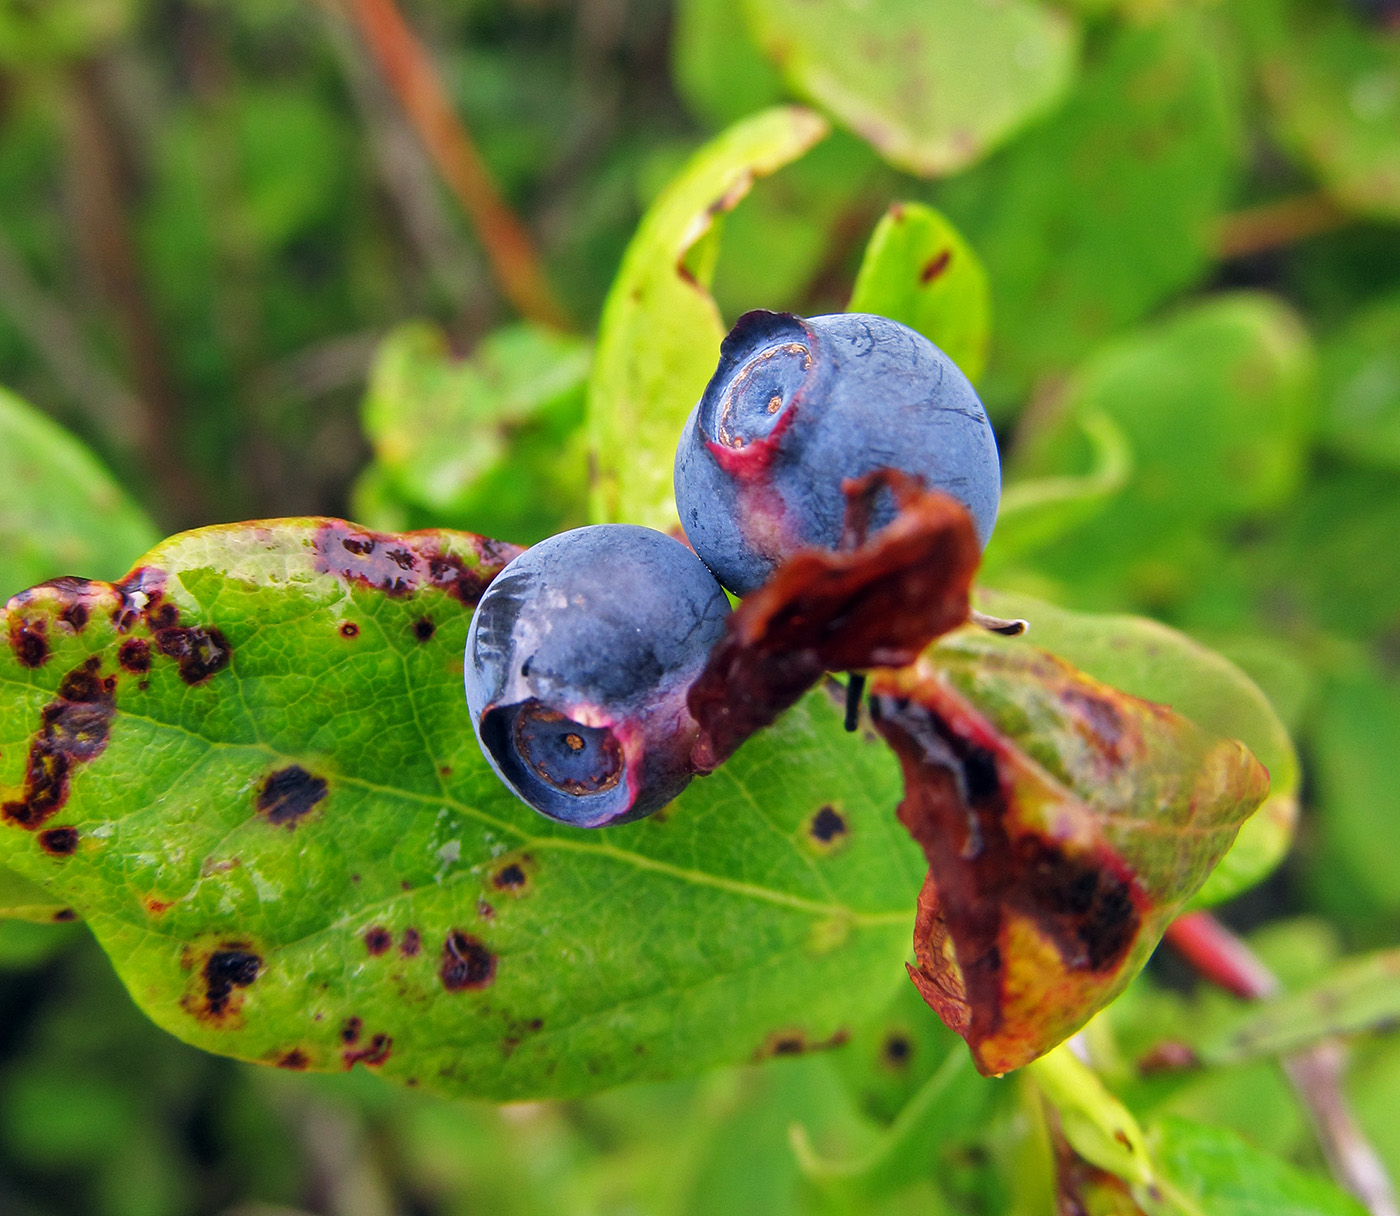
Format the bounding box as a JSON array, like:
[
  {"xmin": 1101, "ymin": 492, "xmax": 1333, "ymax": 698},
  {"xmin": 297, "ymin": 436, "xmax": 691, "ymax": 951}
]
[
  {"xmin": 1151, "ymin": 1115, "xmax": 1368, "ymax": 1216},
  {"xmin": 672, "ymin": 0, "xmax": 786, "ymax": 129},
  {"xmin": 0, "ymin": 386, "xmax": 158, "ymax": 601},
  {"xmin": 935, "ymin": 6, "xmax": 1244, "ymax": 409},
  {"xmin": 1242, "ymin": 0, "xmax": 1400, "ymax": 221},
  {"xmin": 740, "ymin": 0, "xmax": 1078, "ymax": 178},
  {"xmin": 1006, "ymin": 293, "xmax": 1315, "ymax": 616},
  {"xmin": 1195, "ymin": 946, "xmax": 1400, "ymax": 1066},
  {"xmin": 357, "ymin": 321, "xmax": 591, "ymax": 545}
]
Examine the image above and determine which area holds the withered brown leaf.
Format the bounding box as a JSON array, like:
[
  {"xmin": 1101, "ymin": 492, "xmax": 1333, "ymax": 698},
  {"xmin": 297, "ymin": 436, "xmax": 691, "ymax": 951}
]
[
  {"xmin": 688, "ymin": 471, "xmax": 980, "ymax": 770},
  {"xmin": 870, "ymin": 634, "xmax": 1269, "ymax": 1076}
]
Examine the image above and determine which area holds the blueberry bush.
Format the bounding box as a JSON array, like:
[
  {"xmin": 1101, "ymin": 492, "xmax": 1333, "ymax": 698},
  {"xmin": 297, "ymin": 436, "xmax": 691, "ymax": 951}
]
[{"xmin": 0, "ymin": 2, "xmax": 1398, "ymax": 1214}]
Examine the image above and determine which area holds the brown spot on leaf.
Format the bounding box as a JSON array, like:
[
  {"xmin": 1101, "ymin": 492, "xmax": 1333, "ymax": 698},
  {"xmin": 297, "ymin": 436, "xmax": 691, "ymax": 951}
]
[
  {"xmin": 256, "ymin": 766, "xmax": 328, "ymax": 828},
  {"xmin": 154, "ymin": 624, "xmax": 230, "ymax": 684},
  {"xmin": 60, "ymin": 602, "xmax": 89, "ymax": 632},
  {"xmin": 920, "ymin": 248, "xmax": 952, "ymax": 284},
  {"xmin": 9, "ymin": 617, "xmax": 48, "ymax": 668},
  {"xmin": 278, "ymin": 1050, "xmax": 310, "ymax": 1070},
  {"xmin": 118, "ymin": 638, "xmax": 151, "ymax": 673},
  {"xmin": 52, "ymin": 907, "xmax": 76, "ymax": 922},
  {"xmin": 188, "ymin": 947, "xmax": 261, "ymax": 1023},
  {"xmin": 145, "ymin": 897, "xmax": 173, "ymax": 915},
  {"xmin": 341, "ymin": 1016, "xmax": 362, "ymax": 1044},
  {"xmin": 1137, "ymin": 1041, "xmax": 1200, "ymax": 1074},
  {"xmin": 440, "ymin": 930, "xmax": 495, "ymax": 991},
  {"xmin": 883, "ymin": 1033, "xmax": 913, "ymax": 1069},
  {"xmin": 400, "ymin": 927, "xmax": 421, "ymax": 957},
  {"xmin": 492, "ymin": 862, "xmax": 527, "ymax": 891},
  {"xmin": 364, "ymin": 925, "xmax": 392, "ymax": 956},
  {"xmin": 39, "ymin": 826, "xmax": 78, "ymax": 856},
  {"xmin": 756, "ymin": 1028, "xmax": 850, "ymax": 1060},
  {"xmin": 809, "ymin": 805, "xmax": 848, "ymax": 844},
  {"xmin": 339, "ymin": 621, "xmax": 359, "ymax": 639},
  {"xmin": 2, "ymin": 657, "xmax": 115, "ymax": 829},
  {"xmin": 689, "ymin": 472, "xmax": 978, "ymax": 770},
  {"xmin": 343, "ymin": 1033, "xmax": 392, "ymax": 1069},
  {"xmin": 413, "ymin": 616, "xmax": 436, "ymax": 642}
]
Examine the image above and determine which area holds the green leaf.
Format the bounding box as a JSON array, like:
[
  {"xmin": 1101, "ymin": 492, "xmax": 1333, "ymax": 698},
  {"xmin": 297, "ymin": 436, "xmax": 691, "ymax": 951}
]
[
  {"xmin": 0, "ymin": 861, "xmax": 71, "ymax": 923},
  {"xmin": 0, "ymin": 521, "xmax": 924, "ymax": 1100},
  {"xmin": 1008, "ymin": 293, "xmax": 1315, "ymax": 612},
  {"xmin": 935, "ymin": 8, "xmax": 1244, "ymax": 406},
  {"xmin": 972, "ymin": 590, "xmax": 1298, "ymax": 908},
  {"xmin": 1310, "ymin": 666, "xmax": 1400, "ymax": 920},
  {"xmin": 0, "ymin": 386, "xmax": 159, "ymax": 601},
  {"xmin": 981, "ymin": 409, "xmax": 1132, "ymax": 575},
  {"xmin": 672, "ymin": 0, "xmax": 787, "ymax": 129},
  {"xmin": 1195, "ymin": 946, "xmax": 1400, "ymax": 1066},
  {"xmin": 848, "ymin": 202, "xmax": 992, "ymax": 383},
  {"xmin": 1243, "ymin": 0, "xmax": 1400, "ymax": 221},
  {"xmin": 0, "ymin": 0, "xmax": 132, "ymax": 64},
  {"xmin": 585, "ymin": 106, "xmax": 829, "ymax": 532},
  {"xmin": 791, "ymin": 1049, "xmax": 991, "ymax": 1197},
  {"xmin": 361, "ymin": 322, "xmax": 591, "ymax": 545},
  {"xmin": 740, "ymin": 0, "xmax": 1077, "ymax": 178},
  {"xmin": 1150, "ymin": 1115, "xmax": 1368, "ymax": 1216},
  {"xmin": 1030, "ymin": 1046, "xmax": 1158, "ymax": 1198},
  {"xmin": 1317, "ymin": 293, "xmax": 1400, "ymax": 470}
]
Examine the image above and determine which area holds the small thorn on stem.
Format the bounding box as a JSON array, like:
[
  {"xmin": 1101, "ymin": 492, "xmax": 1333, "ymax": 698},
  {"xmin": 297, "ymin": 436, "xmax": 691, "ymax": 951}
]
[
  {"xmin": 970, "ymin": 609, "xmax": 1028, "ymax": 637},
  {"xmin": 844, "ymin": 674, "xmax": 866, "ymax": 732}
]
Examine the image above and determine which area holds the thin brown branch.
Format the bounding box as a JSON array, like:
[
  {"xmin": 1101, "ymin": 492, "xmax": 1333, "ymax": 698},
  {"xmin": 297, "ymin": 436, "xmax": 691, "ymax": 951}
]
[
  {"xmin": 319, "ymin": 5, "xmax": 486, "ymax": 315},
  {"xmin": 345, "ymin": 0, "xmax": 570, "ymax": 329},
  {"xmin": 1167, "ymin": 913, "xmax": 1399, "ymax": 1216},
  {"xmin": 62, "ymin": 58, "xmax": 204, "ymax": 523},
  {"xmin": 1211, "ymin": 192, "xmax": 1351, "ymax": 260}
]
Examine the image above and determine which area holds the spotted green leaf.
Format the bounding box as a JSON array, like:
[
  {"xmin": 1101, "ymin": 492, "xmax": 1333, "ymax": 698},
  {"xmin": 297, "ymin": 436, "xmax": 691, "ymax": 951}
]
[
  {"xmin": 973, "ymin": 589, "xmax": 1298, "ymax": 908},
  {"xmin": 848, "ymin": 202, "xmax": 991, "ymax": 383},
  {"xmin": 586, "ymin": 107, "xmax": 829, "ymax": 532},
  {"xmin": 0, "ymin": 386, "xmax": 159, "ymax": 601},
  {"xmin": 740, "ymin": 0, "xmax": 1077, "ymax": 178},
  {"xmin": 0, "ymin": 520, "xmax": 922, "ymax": 1100}
]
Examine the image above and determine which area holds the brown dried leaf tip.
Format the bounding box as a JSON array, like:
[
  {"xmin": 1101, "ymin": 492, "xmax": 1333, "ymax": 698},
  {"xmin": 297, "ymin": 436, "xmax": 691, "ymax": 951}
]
[
  {"xmin": 870, "ymin": 645, "xmax": 1269, "ymax": 1077},
  {"xmin": 688, "ymin": 470, "xmax": 980, "ymax": 770}
]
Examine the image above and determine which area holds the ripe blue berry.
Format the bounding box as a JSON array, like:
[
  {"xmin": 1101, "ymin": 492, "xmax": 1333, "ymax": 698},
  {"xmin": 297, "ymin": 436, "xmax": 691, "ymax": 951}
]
[
  {"xmin": 464, "ymin": 525, "xmax": 731, "ymax": 827},
  {"xmin": 674, "ymin": 311, "xmax": 1001, "ymax": 596}
]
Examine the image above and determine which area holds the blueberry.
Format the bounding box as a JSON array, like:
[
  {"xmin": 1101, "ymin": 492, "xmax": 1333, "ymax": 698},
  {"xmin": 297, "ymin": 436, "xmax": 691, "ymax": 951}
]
[
  {"xmin": 674, "ymin": 311, "xmax": 1000, "ymax": 596},
  {"xmin": 464, "ymin": 525, "xmax": 731, "ymax": 827}
]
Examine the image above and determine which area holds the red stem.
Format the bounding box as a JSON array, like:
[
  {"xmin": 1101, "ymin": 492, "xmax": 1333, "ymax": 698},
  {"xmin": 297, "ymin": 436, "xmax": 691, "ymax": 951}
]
[{"xmin": 348, "ymin": 0, "xmax": 570, "ymax": 329}]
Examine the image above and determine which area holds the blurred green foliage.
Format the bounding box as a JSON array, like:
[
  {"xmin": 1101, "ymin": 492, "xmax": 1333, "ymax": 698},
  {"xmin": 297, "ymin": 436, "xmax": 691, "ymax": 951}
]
[{"xmin": 0, "ymin": 0, "xmax": 1398, "ymax": 1212}]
